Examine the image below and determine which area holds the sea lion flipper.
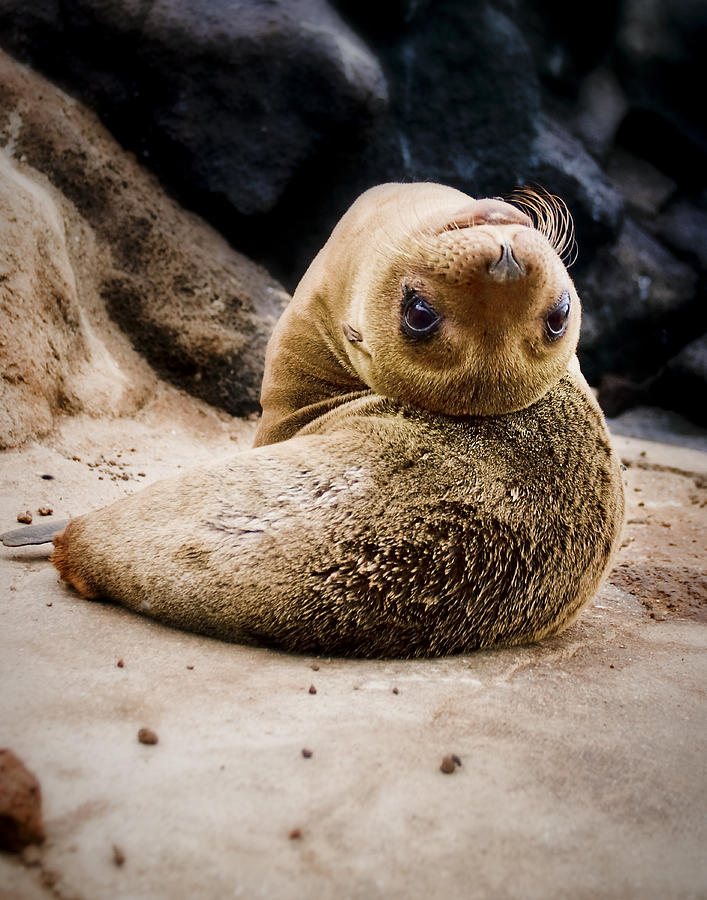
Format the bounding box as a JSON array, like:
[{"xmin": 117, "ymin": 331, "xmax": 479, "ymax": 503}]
[{"xmin": 1, "ymin": 520, "xmax": 70, "ymax": 547}]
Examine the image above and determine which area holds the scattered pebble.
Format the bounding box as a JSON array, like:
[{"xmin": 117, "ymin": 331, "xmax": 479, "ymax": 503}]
[
  {"xmin": 117, "ymin": 659, "xmax": 124, "ymax": 668},
  {"xmin": 186, "ymin": 665, "xmax": 194, "ymax": 670},
  {"xmin": 37, "ymin": 506, "xmax": 53, "ymax": 517},
  {"xmin": 112, "ymin": 844, "xmax": 126, "ymax": 867},
  {"xmin": 301, "ymin": 748, "xmax": 313, "ymax": 758},
  {"xmin": 311, "ymin": 664, "xmax": 320, "ymax": 671},
  {"xmin": 137, "ymin": 728, "xmax": 159, "ymax": 745},
  {"xmin": 392, "ymin": 687, "xmax": 399, "ymax": 694},
  {"xmin": 40, "ymin": 869, "xmax": 58, "ymax": 888},
  {"xmin": 440, "ymin": 754, "xmax": 461, "ymax": 774},
  {"xmin": 40, "ymin": 474, "xmax": 54, "ymax": 481},
  {"xmin": 0, "ymin": 749, "xmax": 45, "ymax": 852},
  {"xmin": 16, "ymin": 511, "xmax": 32, "ymax": 524},
  {"xmin": 46, "ymin": 603, "xmax": 52, "ymax": 608},
  {"xmin": 288, "ymin": 828, "xmax": 302, "ymax": 840},
  {"xmin": 308, "ymin": 685, "xmax": 317, "ymax": 695}
]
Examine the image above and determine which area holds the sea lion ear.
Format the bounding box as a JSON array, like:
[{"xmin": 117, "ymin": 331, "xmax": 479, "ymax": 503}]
[{"xmin": 342, "ymin": 322, "xmax": 363, "ymax": 343}]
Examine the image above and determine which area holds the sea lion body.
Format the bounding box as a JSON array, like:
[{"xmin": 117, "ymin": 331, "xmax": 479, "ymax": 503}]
[{"xmin": 47, "ymin": 182, "xmax": 624, "ymax": 658}]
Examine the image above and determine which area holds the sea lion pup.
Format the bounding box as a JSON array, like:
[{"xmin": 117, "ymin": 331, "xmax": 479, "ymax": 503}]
[{"xmin": 45, "ymin": 183, "xmax": 624, "ymax": 657}]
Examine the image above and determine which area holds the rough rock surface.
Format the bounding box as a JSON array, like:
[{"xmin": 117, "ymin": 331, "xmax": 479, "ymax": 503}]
[
  {"xmin": 579, "ymin": 218, "xmax": 698, "ymax": 380},
  {"xmin": 0, "ymin": 52, "xmax": 288, "ymax": 448},
  {"xmin": 0, "ymin": 748, "xmax": 45, "ymax": 852},
  {"xmin": 0, "ymin": 151, "xmax": 154, "ymax": 450},
  {"xmin": 646, "ymin": 334, "xmax": 707, "ymax": 426}
]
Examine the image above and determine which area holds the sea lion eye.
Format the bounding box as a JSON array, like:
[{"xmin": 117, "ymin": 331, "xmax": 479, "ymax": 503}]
[
  {"xmin": 545, "ymin": 291, "xmax": 571, "ymax": 341},
  {"xmin": 401, "ymin": 291, "xmax": 441, "ymax": 338}
]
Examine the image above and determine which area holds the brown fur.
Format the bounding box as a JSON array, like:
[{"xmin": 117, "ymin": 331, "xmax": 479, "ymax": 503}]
[{"xmin": 52, "ymin": 182, "xmax": 625, "ymax": 658}]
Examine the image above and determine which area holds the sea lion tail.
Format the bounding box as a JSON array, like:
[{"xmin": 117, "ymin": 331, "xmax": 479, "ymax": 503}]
[
  {"xmin": 1, "ymin": 520, "xmax": 70, "ymax": 547},
  {"xmin": 51, "ymin": 522, "xmax": 100, "ymax": 599},
  {"xmin": 2, "ymin": 518, "xmax": 98, "ymax": 599}
]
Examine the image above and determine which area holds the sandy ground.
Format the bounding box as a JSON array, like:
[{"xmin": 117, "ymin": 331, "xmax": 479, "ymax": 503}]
[{"xmin": 0, "ymin": 390, "xmax": 705, "ymax": 900}]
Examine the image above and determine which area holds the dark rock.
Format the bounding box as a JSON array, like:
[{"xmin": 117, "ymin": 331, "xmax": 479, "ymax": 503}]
[
  {"xmin": 0, "ymin": 0, "xmax": 388, "ymax": 217},
  {"xmin": 596, "ymin": 374, "xmax": 648, "ymax": 418},
  {"xmin": 330, "ymin": 0, "xmax": 433, "ymax": 36},
  {"xmin": 0, "ymin": 749, "xmax": 45, "ymax": 852},
  {"xmin": 578, "ymin": 218, "xmax": 698, "ymax": 381},
  {"xmin": 384, "ymin": 0, "xmax": 540, "ymax": 197},
  {"xmin": 527, "ymin": 115, "xmax": 624, "ymax": 254},
  {"xmin": 658, "ymin": 199, "xmax": 707, "ymax": 272},
  {"xmin": 499, "ymin": 0, "xmax": 620, "ymax": 91},
  {"xmin": 647, "ymin": 334, "xmax": 707, "ymax": 426},
  {"xmin": 573, "ymin": 67, "xmax": 629, "ymax": 162},
  {"xmin": 220, "ymin": 0, "xmax": 545, "ymax": 287},
  {"xmin": 605, "ymin": 148, "xmax": 677, "ymax": 220},
  {"xmin": 616, "ymin": 0, "xmax": 707, "ymax": 162}
]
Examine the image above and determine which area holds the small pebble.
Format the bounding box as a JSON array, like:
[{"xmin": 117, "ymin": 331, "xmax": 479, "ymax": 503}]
[
  {"xmin": 311, "ymin": 664, "xmax": 320, "ymax": 671},
  {"xmin": 117, "ymin": 659, "xmax": 124, "ymax": 668},
  {"xmin": 301, "ymin": 748, "xmax": 313, "ymax": 759},
  {"xmin": 288, "ymin": 828, "xmax": 302, "ymax": 840},
  {"xmin": 40, "ymin": 869, "xmax": 58, "ymax": 888},
  {"xmin": 46, "ymin": 602, "xmax": 52, "ymax": 608},
  {"xmin": 308, "ymin": 685, "xmax": 317, "ymax": 695},
  {"xmin": 392, "ymin": 687, "xmax": 399, "ymax": 695},
  {"xmin": 186, "ymin": 665, "xmax": 194, "ymax": 670},
  {"xmin": 137, "ymin": 727, "xmax": 159, "ymax": 745},
  {"xmin": 112, "ymin": 845, "xmax": 126, "ymax": 867},
  {"xmin": 17, "ymin": 511, "xmax": 32, "ymax": 524},
  {"xmin": 37, "ymin": 506, "xmax": 53, "ymax": 517},
  {"xmin": 440, "ymin": 755, "xmax": 460, "ymax": 774}
]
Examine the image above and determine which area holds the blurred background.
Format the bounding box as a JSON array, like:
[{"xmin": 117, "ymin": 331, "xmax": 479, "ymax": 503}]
[{"xmin": 0, "ymin": 0, "xmax": 705, "ymax": 425}]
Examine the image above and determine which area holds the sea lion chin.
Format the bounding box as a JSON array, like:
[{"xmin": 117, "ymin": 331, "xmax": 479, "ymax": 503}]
[{"xmin": 8, "ymin": 181, "xmax": 625, "ymax": 658}]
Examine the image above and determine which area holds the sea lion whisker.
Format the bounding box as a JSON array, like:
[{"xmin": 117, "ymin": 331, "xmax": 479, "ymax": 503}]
[{"xmin": 506, "ymin": 185, "xmax": 577, "ymax": 267}]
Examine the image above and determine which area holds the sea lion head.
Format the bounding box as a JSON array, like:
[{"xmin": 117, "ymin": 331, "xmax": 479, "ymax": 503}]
[{"xmin": 338, "ymin": 184, "xmax": 581, "ymax": 418}]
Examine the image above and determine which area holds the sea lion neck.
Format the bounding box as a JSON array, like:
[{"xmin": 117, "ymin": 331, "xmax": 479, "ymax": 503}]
[{"xmin": 254, "ymin": 282, "xmax": 370, "ymax": 446}]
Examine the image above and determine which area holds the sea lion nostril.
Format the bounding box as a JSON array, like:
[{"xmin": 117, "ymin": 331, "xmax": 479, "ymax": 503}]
[{"xmin": 488, "ymin": 242, "xmax": 525, "ymax": 280}]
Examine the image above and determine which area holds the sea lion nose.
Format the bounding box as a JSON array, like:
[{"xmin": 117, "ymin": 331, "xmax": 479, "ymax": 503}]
[{"xmin": 488, "ymin": 241, "xmax": 526, "ymax": 280}]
